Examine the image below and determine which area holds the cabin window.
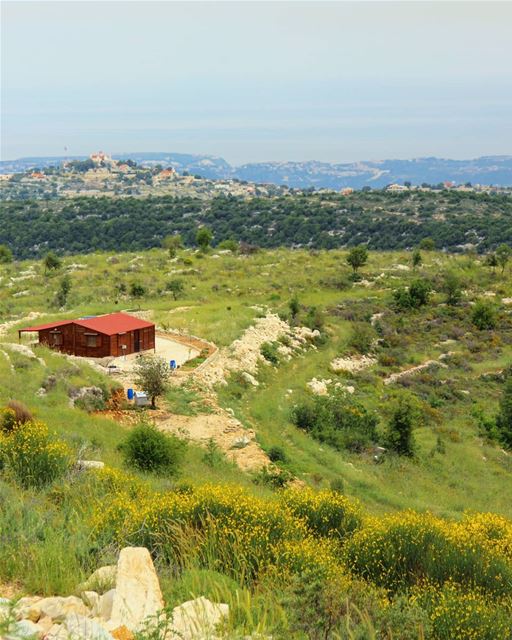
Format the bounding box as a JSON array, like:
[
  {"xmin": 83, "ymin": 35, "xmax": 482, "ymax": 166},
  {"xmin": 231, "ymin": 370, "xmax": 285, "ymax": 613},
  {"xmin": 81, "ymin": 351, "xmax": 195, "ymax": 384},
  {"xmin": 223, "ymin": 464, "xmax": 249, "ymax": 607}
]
[
  {"xmin": 85, "ymin": 334, "xmax": 99, "ymax": 348},
  {"xmin": 51, "ymin": 331, "xmax": 62, "ymax": 346}
]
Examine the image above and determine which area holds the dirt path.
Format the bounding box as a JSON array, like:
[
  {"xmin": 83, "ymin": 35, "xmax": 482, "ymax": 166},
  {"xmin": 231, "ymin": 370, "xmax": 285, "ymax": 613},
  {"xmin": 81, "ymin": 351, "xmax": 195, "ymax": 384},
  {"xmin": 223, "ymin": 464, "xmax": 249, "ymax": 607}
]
[{"xmin": 155, "ymin": 409, "xmax": 270, "ymax": 472}]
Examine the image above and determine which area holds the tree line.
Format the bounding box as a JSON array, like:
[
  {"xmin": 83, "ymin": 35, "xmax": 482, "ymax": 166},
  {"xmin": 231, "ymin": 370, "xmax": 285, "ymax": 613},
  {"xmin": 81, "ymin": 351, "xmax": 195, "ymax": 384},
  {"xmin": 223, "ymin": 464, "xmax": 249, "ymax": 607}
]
[{"xmin": 0, "ymin": 190, "xmax": 511, "ymax": 259}]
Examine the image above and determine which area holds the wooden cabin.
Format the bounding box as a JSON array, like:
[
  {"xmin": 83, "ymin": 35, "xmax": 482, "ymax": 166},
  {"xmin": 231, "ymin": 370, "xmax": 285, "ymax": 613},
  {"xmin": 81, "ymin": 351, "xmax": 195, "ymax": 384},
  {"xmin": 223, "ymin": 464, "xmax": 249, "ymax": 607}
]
[{"xmin": 19, "ymin": 312, "xmax": 155, "ymax": 358}]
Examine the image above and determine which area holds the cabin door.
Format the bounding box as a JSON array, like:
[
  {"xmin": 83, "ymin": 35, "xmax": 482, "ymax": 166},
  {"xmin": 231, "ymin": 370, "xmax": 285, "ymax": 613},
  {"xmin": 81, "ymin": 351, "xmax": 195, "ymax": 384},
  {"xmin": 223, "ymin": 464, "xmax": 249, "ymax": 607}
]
[{"xmin": 134, "ymin": 329, "xmax": 141, "ymax": 352}]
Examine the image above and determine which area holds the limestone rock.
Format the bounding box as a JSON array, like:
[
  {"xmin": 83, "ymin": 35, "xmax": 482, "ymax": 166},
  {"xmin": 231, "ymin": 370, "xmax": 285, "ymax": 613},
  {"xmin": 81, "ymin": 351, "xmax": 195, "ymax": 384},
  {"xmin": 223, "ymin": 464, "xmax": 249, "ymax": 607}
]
[
  {"xmin": 13, "ymin": 596, "xmax": 42, "ymax": 621},
  {"xmin": 109, "ymin": 547, "xmax": 164, "ymax": 632},
  {"xmin": 98, "ymin": 588, "xmax": 116, "ymax": 620},
  {"xmin": 44, "ymin": 624, "xmax": 70, "ymax": 640},
  {"xmin": 4, "ymin": 619, "xmax": 45, "ymax": 639},
  {"xmin": 80, "ymin": 590, "xmax": 100, "ymax": 615},
  {"xmin": 79, "ymin": 565, "xmax": 116, "ymax": 594},
  {"xmin": 29, "ymin": 595, "xmax": 90, "ymax": 622},
  {"xmin": 169, "ymin": 596, "xmax": 229, "ymax": 640},
  {"xmin": 64, "ymin": 612, "xmax": 113, "ymax": 640},
  {"xmin": 76, "ymin": 460, "xmax": 105, "ymax": 471}
]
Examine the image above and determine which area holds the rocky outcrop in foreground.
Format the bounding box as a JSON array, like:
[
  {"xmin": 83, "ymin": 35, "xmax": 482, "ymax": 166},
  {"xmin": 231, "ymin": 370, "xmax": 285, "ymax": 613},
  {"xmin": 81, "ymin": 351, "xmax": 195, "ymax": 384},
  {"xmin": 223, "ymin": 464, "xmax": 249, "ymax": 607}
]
[{"xmin": 0, "ymin": 547, "xmax": 229, "ymax": 640}]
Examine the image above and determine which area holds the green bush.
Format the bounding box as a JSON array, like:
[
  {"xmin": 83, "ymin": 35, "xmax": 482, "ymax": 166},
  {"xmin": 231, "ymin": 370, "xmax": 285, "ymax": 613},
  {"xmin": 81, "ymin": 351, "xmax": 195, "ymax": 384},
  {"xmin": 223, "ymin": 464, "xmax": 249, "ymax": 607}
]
[
  {"xmin": 349, "ymin": 322, "xmax": 375, "ymax": 354},
  {"xmin": 120, "ymin": 421, "xmax": 185, "ymax": 475},
  {"xmin": 385, "ymin": 397, "xmax": 417, "ymax": 456},
  {"xmin": 260, "ymin": 341, "xmax": 280, "ymax": 365},
  {"xmin": 471, "ymin": 300, "xmax": 497, "ymax": 330},
  {"xmin": 393, "ymin": 278, "xmax": 432, "ymax": 310},
  {"xmin": 292, "ymin": 388, "xmax": 378, "ymax": 452},
  {"xmin": 268, "ymin": 445, "xmax": 288, "ymax": 464}
]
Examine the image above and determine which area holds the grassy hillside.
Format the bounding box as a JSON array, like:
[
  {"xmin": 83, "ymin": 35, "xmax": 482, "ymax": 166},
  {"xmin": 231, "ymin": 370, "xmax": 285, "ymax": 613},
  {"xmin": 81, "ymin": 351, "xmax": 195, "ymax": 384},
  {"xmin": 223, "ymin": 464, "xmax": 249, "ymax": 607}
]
[{"xmin": 1, "ymin": 246, "xmax": 511, "ymax": 638}]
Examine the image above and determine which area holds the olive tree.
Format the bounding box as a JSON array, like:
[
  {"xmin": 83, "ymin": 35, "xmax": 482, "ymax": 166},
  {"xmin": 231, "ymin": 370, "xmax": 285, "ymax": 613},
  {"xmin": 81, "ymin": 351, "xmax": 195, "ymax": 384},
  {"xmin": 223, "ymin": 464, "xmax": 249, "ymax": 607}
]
[{"xmin": 134, "ymin": 355, "xmax": 170, "ymax": 409}]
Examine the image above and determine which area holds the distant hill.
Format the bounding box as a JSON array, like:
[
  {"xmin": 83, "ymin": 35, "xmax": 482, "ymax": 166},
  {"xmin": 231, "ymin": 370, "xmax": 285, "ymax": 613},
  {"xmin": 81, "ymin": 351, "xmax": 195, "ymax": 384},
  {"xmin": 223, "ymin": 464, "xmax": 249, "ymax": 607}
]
[{"xmin": 2, "ymin": 153, "xmax": 511, "ymax": 189}]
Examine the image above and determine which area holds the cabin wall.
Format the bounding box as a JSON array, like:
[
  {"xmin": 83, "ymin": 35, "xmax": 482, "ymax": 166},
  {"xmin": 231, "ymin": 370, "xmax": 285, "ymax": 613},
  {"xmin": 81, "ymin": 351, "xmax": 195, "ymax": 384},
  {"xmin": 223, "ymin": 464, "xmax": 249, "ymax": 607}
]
[{"xmin": 38, "ymin": 323, "xmax": 155, "ymax": 358}]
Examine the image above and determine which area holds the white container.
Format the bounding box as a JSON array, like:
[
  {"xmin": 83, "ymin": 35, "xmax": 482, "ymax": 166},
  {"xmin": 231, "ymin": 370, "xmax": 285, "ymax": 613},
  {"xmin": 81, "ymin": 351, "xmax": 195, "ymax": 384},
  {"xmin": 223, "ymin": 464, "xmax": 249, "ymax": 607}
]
[{"xmin": 134, "ymin": 391, "xmax": 149, "ymax": 407}]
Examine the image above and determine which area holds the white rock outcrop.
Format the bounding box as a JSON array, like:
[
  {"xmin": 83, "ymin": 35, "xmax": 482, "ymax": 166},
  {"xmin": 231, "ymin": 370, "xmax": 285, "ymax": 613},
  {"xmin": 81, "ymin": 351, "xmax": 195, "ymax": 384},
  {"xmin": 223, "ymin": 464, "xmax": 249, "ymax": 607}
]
[
  {"xmin": 109, "ymin": 547, "xmax": 165, "ymax": 632},
  {"xmin": 169, "ymin": 596, "xmax": 229, "ymax": 640}
]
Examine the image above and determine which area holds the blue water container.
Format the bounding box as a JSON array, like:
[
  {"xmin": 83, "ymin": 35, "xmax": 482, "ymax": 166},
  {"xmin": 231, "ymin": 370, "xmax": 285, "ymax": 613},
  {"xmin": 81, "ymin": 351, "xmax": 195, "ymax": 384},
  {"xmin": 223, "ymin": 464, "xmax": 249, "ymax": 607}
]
[{"xmin": 127, "ymin": 388, "xmax": 134, "ymax": 400}]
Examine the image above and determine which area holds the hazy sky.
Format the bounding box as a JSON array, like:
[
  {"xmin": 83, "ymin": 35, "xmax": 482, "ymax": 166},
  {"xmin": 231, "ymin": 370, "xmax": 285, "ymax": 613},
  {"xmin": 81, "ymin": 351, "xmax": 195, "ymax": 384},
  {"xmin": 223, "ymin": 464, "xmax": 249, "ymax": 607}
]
[{"xmin": 2, "ymin": 1, "xmax": 512, "ymax": 163}]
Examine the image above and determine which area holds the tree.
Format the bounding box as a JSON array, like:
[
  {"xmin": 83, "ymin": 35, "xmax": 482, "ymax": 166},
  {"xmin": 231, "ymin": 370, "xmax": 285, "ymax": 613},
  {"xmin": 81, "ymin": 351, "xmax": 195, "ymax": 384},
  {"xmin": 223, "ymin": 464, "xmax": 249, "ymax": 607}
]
[
  {"xmin": 471, "ymin": 300, "xmax": 497, "ymax": 330},
  {"xmin": 386, "ymin": 398, "xmax": 416, "ymax": 456},
  {"xmin": 346, "ymin": 245, "xmax": 368, "ymax": 274},
  {"xmin": 55, "ymin": 274, "xmax": 72, "ymax": 307},
  {"xmin": 166, "ymin": 278, "xmax": 184, "ymax": 300},
  {"xmin": 443, "ymin": 272, "xmax": 462, "ymax": 306},
  {"xmin": 134, "ymin": 355, "xmax": 170, "ymax": 409},
  {"xmin": 496, "ymin": 244, "xmax": 511, "ymax": 275},
  {"xmin": 0, "ymin": 244, "xmax": 13, "ymax": 264},
  {"xmin": 196, "ymin": 227, "xmax": 213, "ymax": 252},
  {"xmin": 419, "ymin": 238, "xmax": 435, "ymax": 251},
  {"xmin": 412, "ymin": 249, "xmax": 422, "ymax": 269},
  {"xmin": 496, "ymin": 375, "xmax": 512, "ymax": 449},
  {"xmin": 43, "ymin": 251, "xmax": 61, "ymax": 272},
  {"xmin": 485, "ymin": 252, "xmax": 498, "ymax": 274},
  {"xmin": 162, "ymin": 234, "xmax": 182, "ymax": 259}
]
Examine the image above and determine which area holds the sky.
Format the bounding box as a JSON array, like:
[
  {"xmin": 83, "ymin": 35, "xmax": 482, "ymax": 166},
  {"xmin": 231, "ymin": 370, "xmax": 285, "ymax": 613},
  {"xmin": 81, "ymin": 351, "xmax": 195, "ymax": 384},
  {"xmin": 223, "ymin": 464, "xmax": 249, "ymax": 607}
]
[{"xmin": 1, "ymin": 1, "xmax": 512, "ymax": 164}]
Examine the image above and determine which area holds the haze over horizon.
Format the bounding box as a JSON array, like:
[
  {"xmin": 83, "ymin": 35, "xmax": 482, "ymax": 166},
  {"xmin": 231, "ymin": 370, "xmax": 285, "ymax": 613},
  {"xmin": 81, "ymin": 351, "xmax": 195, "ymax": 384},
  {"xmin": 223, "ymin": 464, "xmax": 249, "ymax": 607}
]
[{"xmin": 2, "ymin": 1, "xmax": 512, "ymax": 164}]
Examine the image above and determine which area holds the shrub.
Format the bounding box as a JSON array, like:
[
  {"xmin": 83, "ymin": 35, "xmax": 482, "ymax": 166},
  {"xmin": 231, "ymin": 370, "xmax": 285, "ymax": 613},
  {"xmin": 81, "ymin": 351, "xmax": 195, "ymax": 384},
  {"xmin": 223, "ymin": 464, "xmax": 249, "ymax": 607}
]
[
  {"xmin": 260, "ymin": 341, "xmax": 280, "ymax": 365},
  {"xmin": 471, "ymin": 300, "xmax": 497, "ymax": 330},
  {"xmin": 253, "ymin": 464, "xmax": 292, "ymax": 489},
  {"xmin": 419, "ymin": 582, "xmax": 512, "ymax": 640},
  {"xmin": 267, "ymin": 445, "xmax": 288, "ymax": 463},
  {"xmin": 443, "ymin": 271, "xmax": 463, "ymax": 306},
  {"xmin": 349, "ymin": 322, "xmax": 375, "ymax": 354},
  {"xmin": 120, "ymin": 421, "xmax": 185, "ymax": 475},
  {"xmin": 292, "ymin": 388, "xmax": 378, "ymax": 452},
  {"xmin": 0, "ymin": 421, "xmax": 72, "ymax": 489},
  {"xmin": 343, "ymin": 511, "xmax": 512, "ymax": 597},
  {"xmin": 393, "ymin": 279, "xmax": 432, "ymax": 310},
  {"xmin": 1, "ymin": 400, "xmax": 34, "ymax": 433},
  {"xmin": 496, "ymin": 375, "xmax": 512, "ymax": 448},
  {"xmin": 385, "ymin": 397, "xmax": 417, "ymax": 456},
  {"xmin": 282, "ymin": 487, "xmax": 363, "ymax": 539},
  {"xmin": 130, "ymin": 282, "xmax": 146, "ymax": 298}
]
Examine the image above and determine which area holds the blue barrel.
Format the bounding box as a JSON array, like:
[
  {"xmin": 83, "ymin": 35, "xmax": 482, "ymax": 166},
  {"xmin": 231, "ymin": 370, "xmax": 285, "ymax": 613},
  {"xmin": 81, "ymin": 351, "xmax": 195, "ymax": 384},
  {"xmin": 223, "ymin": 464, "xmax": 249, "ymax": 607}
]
[
  {"xmin": 170, "ymin": 359, "xmax": 177, "ymax": 370},
  {"xmin": 127, "ymin": 388, "xmax": 134, "ymax": 400}
]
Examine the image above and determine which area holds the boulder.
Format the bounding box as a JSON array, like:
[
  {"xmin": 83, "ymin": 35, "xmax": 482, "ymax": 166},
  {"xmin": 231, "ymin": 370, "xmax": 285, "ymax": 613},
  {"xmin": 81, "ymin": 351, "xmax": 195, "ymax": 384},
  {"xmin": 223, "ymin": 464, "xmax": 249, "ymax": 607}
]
[
  {"xmin": 109, "ymin": 547, "xmax": 164, "ymax": 632},
  {"xmin": 29, "ymin": 596, "xmax": 90, "ymax": 623},
  {"xmin": 79, "ymin": 565, "xmax": 116, "ymax": 594},
  {"xmin": 169, "ymin": 596, "xmax": 229, "ymax": 640},
  {"xmin": 13, "ymin": 596, "xmax": 42, "ymax": 621},
  {"xmin": 97, "ymin": 588, "xmax": 116, "ymax": 620},
  {"xmin": 64, "ymin": 612, "xmax": 113, "ymax": 640},
  {"xmin": 44, "ymin": 624, "xmax": 70, "ymax": 640},
  {"xmin": 4, "ymin": 619, "xmax": 45, "ymax": 639},
  {"xmin": 80, "ymin": 590, "xmax": 100, "ymax": 615},
  {"xmin": 76, "ymin": 460, "xmax": 105, "ymax": 471}
]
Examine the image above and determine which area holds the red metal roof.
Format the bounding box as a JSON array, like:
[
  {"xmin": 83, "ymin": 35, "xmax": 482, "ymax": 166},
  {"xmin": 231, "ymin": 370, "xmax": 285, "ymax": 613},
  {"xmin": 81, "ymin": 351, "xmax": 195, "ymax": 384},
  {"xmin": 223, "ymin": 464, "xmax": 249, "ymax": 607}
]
[
  {"xmin": 75, "ymin": 312, "xmax": 154, "ymax": 336},
  {"xmin": 20, "ymin": 312, "xmax": 154, "ymax": 336},
  {"xmin": 20, "ymin": 319, "xmax": 74, "ymax": 332}
]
